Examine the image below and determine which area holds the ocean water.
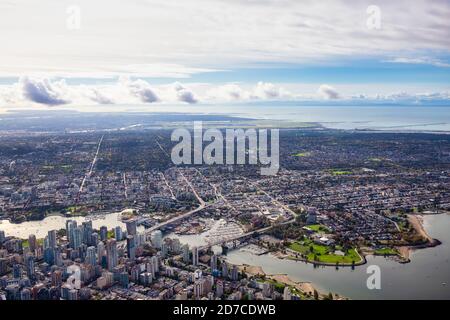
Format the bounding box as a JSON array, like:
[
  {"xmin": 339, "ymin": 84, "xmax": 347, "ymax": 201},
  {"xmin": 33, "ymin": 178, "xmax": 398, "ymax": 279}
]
[
  {"xmin": 3, "ymin": 104, "xmax": 450, "ymax": 132},
  {"xmin": 229, "ymin": 105, "xmax": 450, "ymax": 131},
  {"xmin": 225, "ymin": 213, "xmax": 450, "ymax": 300},
  {"xmin": 67, "ymin": 104, "xmax": 450, "ymax": 132}
]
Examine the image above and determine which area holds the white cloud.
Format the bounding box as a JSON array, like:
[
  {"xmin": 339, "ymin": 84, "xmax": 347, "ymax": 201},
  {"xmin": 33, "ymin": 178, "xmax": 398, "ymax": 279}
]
[
  {"xmin": 120, "ymin": 77, "xmax": 159, "ymax": 103},
  {"xmin": 204, "ymin": 82, "xmax": 293, "ymax": 102},
  {"xmin": 386, "ymin": 91, "xmax": 450, "ymax": 102},
  {"xmin": 385, "ymin": 57, "xmax": 450, "ymax": 68},
  {"xmin": 3, "ymin": 77, "xmax": 201, "ymax": 106},
  {"xmin": 172, "ymin": 82, "xmax": 198, "ymax": 104},
  {"xmin": 19, "ymin": 77, "xmax": 70, "ymax": 105},
  {"xmin": 205, "ymin": 84, "xmax": 248, "ymax": 101},
  {"xmin": 252, "ymin": 82, "xmax": 292, "ymax": 100},
  {"xmin": 84, "ymin": 87, "xmax": 115, "ymax": 105},
  {"xmin": 318, "ymin": 84, "xmax": 340, "ymax": 99},
  {"xmin": 0, "ymin": 86, "xmax": 19, "ymax": 106}
]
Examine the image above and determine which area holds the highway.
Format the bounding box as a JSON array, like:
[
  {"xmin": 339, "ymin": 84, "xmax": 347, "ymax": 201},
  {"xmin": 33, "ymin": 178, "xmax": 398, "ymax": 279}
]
[
  {"xmin": 144, "ymin": 203, "xmax": 207, "ymax": 234},
  {"xmin": 144, "ymin": 139, "xmax": 207, "ymax": 235}
]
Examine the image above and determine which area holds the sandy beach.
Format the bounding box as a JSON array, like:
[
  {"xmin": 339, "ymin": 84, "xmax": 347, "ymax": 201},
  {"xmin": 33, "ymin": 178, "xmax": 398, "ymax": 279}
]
[
  {"xmin": 237, "ymin": 264, "xmax": 320, "ymax": 297},
  {"xmin": 238, "ymin": 264, "xmax": 265, "ymax": 276},
  {"xmin": 398, "ymin": 246, "xmax": 411, "ymax": 260},
  {"xmin": 267, "ymin": 274, "xmax": 316, "ymax": 296},
  {"xmin": 408, "ymin": 214, "xmax": 432, "ymax": 242},
  {"xmin": 399, "ymin": 214, "xmax": 441, "ymax": 260}
]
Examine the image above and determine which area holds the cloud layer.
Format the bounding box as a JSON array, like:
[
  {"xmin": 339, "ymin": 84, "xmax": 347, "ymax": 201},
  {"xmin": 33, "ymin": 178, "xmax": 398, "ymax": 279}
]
[
  {"xmin": 1, "ymin": 77, "xmax": 449, "ymax": 107},
  {"xmin": 1, "ymin": 0, "xmax": 449, "ymax": 78}
]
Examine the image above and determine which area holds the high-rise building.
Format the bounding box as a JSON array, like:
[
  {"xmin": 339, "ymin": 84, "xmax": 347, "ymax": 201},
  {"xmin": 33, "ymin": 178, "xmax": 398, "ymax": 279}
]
[
  {"xmin": 100, "ymin": 226, "xmax": 108, "ymax": 241},
  {"xmin": 119, "ymin": 272, "xmax": 129, "ymax": 288},
  {"xmin": 126, "ymin": 235, "xmax": 136, "ymax": 260},
  {"xmin": 66, "ymin": 220, "xmax": 77, "ymax": 247},
  {"xmin": 230, "ymin": 265, "xmax": 239, "ymax": 281},
  {"xmin": 43, "ymin": 247, "xmax": 55, "ymax": 265},
  {"xmin": 13, "ymin": 264, "xmax": 22, "ymax": 279},
  {"xmin": 66, "ymin": 219, "xmax": 74, "ymax": 236},
  {"xmin": 0, "ymin": 258, "xmax": 8, "ymax": 276},
  {"xmin": 73, "ymin": 227, "xmax": 82, "ymax": 249},
  {"xmin": 150, "ymin": 255, "xmax": 159, "ymax": 274},
  {"xmin": 283, "ymin": 286, "xmax": 292, "ymax": 300},
  {"xmin": 28, "ymin": 234, "xmax": 37, "ymax": 253},
  {"xmin": 126, "ymin": 219, "xmax": 137, "ymax": 236},
  {"xmin": 130, "ymin": 265, "xmax": 140, "ymax": 283},
  {"xmin": 191, "ymin": 246, "xmax": 199, "ymax": 266},
  {"xmin": 81, "ymin": 221, "xmax": 93, "ymax": 245},
  {"xmin": 91, "ymin": 232, "xmax": 99, "ymax": 246},
  {"xmin": 114, "ymin": 226, "xmax": 123, "ymax": 241},
  {"xmin": 215, "ymin": 280, "xmax": 224, "ymax": 298},
  {"xmin": 182, "ymin": 244, "xmax": 190, "ymax": 264},
  {"xmin": 204, "ymin": 275, "xmax": 214, "ymax": 295},
  {"xmin": 150, "ymin": 230, "xmax": 162, "ymax": 249},
  {"xmin": 51, "ymin": 270, "xmax": 63, "ymax": 287},
  {"xmin": 136, "ymin": 232, "xmax": 146, "ymax": 247},
  {"xmin": 139, "ymin": 272, "xmax": 153, "ymax": 286},
  {"xmin": 171, "ymin": 238, "xmax": 181, "ymax": 253},
  {"xmin": 104, "ymin": 271, "xmax": 114, "ymax": 286},
  {"xmin": 221, "ymin": 262, "xmax": 228, "ymax": 279},
  {"xmin": 20, "ymin": 288, "xmax": 32, "ymax": 301},
  {"xmin": 262, "ymin": 282, "xmax": 273, "ymax": 297},
  {"xmin": 54, "ymin": 248, "xmax": 63, "ymax": 267},
  {"xmin": 85, "ymin": 246, "xmax": 96, "ymax": 266},
  {"xmin": 195, "ymin": 280, "xmax": 204, "ymax": 299},
  {"xmin": 97, "ymin": 241, "xmax": 105, "ymax": 265},
  {"xmin": 106, "ymin": 239, "xmax": 118, "ymax": 271},
  {"xmin": 210, "ymin": 254, "xmax": 218, "ymax": 271},
  {"xmin": 67, "ymin": 289, "xmax": 79, "ymax": 300},
  {"xmin": 47, "ymin": 230, "xmax": 57, "ymax": 249},
  {"xmin": 25, "ymin": 253, "xmax": 35, "ymax": 279},
  {"xmin": 66, "ymin": 219, "xmax": 75, "ymax": 231},
  {"xmin": 5, "ymin": 284, "xmax": 20, "ymax": 300},
  {"xmin": 161, "ymin": 242, "xmax": 168, "ymax": 258}
]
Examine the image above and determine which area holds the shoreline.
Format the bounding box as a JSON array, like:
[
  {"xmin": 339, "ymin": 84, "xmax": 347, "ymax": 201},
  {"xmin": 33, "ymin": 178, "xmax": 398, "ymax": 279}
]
[
  {"xmin": 0, "ymin": 209, "xmax": 116, "ymax": 225},
  {"xmin": 408, "ymin": 214, "xmax": 432, "ymax": 242},
  {"xmin": 0, "ymin": 211, "xmax": 126, "ymax": 239},
  {"xmin": 398, "ymin": 214, "xmax": 442, "ymax": 261},
  {"xmin": 234, "ymin": 213, "xmax": 446, "ymax": 299},
  {"xmin": 237, "ymin": 263, "xmax": 325, "ymax": 298}
]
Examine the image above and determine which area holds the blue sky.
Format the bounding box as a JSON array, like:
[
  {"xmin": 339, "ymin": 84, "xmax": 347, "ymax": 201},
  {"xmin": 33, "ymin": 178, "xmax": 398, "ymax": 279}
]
[
  {"xmin": 2, "ymin": 58, "xmax": 450, "ymax": 86},
  {"xmin": 181, "ymin": 60, "xmax": 450, "ymax": 85}
]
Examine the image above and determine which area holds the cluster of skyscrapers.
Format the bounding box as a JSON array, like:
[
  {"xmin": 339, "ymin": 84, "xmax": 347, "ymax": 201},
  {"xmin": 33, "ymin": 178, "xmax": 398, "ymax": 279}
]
[{"xmin": 1, "ymin": 215, "xmax": 272, "ymax": 301}]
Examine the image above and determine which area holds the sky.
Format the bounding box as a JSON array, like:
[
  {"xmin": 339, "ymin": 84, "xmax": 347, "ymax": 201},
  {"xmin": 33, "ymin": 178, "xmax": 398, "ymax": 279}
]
[{"xmin": 0, "ymin": 0, "xmax": 450, "ymax": 108}]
